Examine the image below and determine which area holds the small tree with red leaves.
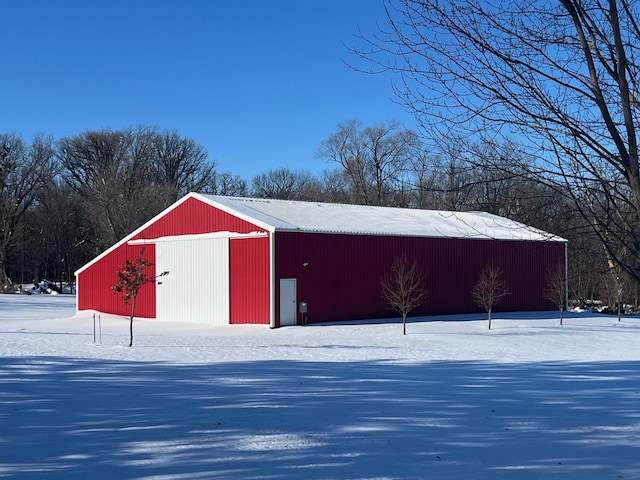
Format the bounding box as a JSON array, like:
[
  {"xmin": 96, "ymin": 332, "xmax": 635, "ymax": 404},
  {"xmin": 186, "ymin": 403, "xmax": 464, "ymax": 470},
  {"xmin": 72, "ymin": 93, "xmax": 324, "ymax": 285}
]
[{"xmin": 112, "ymin": 248, "xmax": 165, "ymax": 347}]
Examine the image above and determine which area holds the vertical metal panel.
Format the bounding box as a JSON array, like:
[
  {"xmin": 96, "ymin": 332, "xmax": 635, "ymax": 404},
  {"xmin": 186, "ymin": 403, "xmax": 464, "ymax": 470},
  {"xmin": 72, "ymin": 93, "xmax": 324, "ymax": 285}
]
[
  {"xmin": 78, "ymin": 196, "xmax": 267, "ymax": 318},
  {"xmin": 274, "ymin": 232, "xmax": 566, "ymax": 324},
  {"xmin": 156, "ymin": 237, "xmax": 229, "ymax": 325},
  {"xmin": 229, "ymin": 236, "xmax": 271, "ymax": 324}
]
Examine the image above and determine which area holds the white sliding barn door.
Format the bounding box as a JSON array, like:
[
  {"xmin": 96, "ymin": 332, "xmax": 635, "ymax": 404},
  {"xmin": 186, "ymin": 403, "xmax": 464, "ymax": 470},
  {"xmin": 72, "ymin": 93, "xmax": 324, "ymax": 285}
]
[{"xmin": 156, "ymin": 237, "xmax": 230, "ymax": 325}]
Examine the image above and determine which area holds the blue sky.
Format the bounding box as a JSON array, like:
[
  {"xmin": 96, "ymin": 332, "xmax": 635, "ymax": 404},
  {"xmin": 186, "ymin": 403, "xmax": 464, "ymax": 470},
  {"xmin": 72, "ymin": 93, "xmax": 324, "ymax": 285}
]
[{"xmin": 1, "ymin": 0, "xmax": 416, "ymax": 181}]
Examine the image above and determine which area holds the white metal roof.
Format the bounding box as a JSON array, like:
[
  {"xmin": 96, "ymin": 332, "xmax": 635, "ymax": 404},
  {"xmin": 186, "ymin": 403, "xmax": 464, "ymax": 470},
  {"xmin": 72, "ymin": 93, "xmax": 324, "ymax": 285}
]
[{"xmin": 198, "ymin": 194, "xmax": 565, "ymax": 242}]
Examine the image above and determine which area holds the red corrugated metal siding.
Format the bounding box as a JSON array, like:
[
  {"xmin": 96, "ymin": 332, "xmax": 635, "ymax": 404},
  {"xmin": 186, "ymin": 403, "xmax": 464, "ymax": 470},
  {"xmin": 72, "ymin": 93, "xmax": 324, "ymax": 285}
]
[
  {"xmin": 131, "ymin": 197, "xmax": 264, "ymax": 240},
  {"xmin": 274, "ymin": 232, "xmax": 566, "ymax": 324},
  {"xmin": 77, "ymin": 244, "xmax": 157, "ymax": 318},
  {"xmin": 77, "ymin": 197, "xmax": 267, "ymax": 317},
  {"xmin": 229, "ymin": 236, "xmax": 271, "ymax": 324}
]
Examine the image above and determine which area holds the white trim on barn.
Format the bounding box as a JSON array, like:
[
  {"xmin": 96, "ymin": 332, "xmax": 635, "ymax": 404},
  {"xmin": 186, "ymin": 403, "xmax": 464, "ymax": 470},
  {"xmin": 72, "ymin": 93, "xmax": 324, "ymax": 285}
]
[
  {"xmin": 128, "ymin": 231, "xmax": 268, "ymax": 245},
  {"xmin": 269, "ymin": 231, "xmax": 276, "ymax": 329}
]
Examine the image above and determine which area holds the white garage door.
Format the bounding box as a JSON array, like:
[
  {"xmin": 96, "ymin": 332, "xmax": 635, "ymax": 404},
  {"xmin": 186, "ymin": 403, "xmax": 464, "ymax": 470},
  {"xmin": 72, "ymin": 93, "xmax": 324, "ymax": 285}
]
[{"xmin": 156, "ymin": 237, "xmax": 230, "ymax": 325}]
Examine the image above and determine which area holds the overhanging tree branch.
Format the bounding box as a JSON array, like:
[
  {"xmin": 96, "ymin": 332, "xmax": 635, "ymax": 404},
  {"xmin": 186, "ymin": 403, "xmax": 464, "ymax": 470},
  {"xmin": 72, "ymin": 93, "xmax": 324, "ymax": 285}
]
[{"xmin": 350, "ymin": 0, "xmax": 640, "ymax": 286}]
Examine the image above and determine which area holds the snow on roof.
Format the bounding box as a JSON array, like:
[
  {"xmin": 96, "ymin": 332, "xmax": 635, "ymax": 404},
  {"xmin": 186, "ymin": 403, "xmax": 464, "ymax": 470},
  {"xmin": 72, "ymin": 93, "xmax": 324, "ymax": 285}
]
[{"xmin": 199, "ymin": 194, "xmax": 565, "ymax": 242}]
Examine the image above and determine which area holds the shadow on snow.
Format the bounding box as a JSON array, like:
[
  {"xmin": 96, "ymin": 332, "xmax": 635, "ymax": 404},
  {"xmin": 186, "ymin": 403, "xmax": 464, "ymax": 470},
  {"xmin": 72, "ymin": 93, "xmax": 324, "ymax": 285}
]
[{"xmin": 1, "ymin": 356, "xmax": 639, "ymax": 480}]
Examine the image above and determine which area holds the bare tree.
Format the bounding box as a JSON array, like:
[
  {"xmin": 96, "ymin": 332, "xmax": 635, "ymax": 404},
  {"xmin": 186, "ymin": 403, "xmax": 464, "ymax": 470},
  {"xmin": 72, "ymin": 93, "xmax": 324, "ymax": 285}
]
[
  {"xmin": 472, "ymin": 266, "xmax": 510, "ymax": 330},
  {"xmin": 351, "ymin": 0, "xmax": 640, "ymax": 287},
  {"xmin": 317, "ymin": 119, "xmax": 421, "ymax": 206},
  {"xmin": 58, "ymin": 128, "xmax": 154, "ymax": 249},
  {"xmin": 566, "ymin": 219, "xmax": 619, "ymax": 307},
  {"xmin": 29, "ymin": 178, "xmax": 82, "ymax": 286},
  {"xmin": 0, "ymin": 133, "xmax": 56, "ymax": 289},
  {"xmin": 251, "ymin": 167, "xmax": 322, "ymax": 200},
  {"xmin": 380, "ymin": 255, "xmax": 427, "ymax": 335},
  {"xmin": 413, "ymin": 152, "xmax": 472, "ymax": 211},
  {"xmin": 545, "ymin": 262, "xmax": 568, "ymax": 325},
  {"xmin": 601, "ymin": 257, "xmax": 632, "ymax": 321},
  {"xmin": 58, "ymin": 127, "xmax": 213, "ymax": 250},
  {"xmin": 209, "ymin": 171, "xmax": 248, "ymax": 197},
  {"xmin": 148, "ymin": 129, "xmax": 214, "ymax": 205}
]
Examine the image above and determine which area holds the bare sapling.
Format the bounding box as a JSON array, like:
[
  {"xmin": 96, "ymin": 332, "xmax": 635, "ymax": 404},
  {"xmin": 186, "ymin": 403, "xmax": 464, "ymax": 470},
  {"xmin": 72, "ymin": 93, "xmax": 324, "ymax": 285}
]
[
  {"xmin": 472, "ymin": 266, "xmax": 510, "ymax": 330},
  {"xmin": 544, "ymin": 262, "xmax": 567, "ymax": 325},
  {"xmin": 380, "ymin": 256, "xmax": 427, "ymax": 335}
]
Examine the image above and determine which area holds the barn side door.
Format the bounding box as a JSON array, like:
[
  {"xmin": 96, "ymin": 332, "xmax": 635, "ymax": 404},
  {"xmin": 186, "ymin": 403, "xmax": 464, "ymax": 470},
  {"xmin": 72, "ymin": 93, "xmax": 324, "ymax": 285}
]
[{"xmin": 279, "ymin": 278, "xmax": 297, "ymax": 326}]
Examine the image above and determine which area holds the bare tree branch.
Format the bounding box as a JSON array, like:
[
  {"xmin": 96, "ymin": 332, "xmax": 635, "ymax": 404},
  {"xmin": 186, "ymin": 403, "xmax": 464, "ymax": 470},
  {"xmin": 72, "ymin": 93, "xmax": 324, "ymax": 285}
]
[{"xmin": 350, "ymin": 0, "xmax": 640, "ymax": 286}]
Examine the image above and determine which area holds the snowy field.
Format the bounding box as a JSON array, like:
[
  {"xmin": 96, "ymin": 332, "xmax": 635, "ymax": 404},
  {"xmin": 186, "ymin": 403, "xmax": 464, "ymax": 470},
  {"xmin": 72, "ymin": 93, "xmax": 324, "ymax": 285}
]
[{"xmin": 1, "ymin": 295, "xmax": 639, "ymax": 480}]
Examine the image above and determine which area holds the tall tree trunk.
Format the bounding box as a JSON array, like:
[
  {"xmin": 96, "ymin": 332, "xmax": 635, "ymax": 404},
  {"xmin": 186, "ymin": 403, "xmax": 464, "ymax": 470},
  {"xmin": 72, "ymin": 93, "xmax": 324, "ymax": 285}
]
[{"xmin": 0, "ymin": 251, "xmax": 11, "ymax": 291}]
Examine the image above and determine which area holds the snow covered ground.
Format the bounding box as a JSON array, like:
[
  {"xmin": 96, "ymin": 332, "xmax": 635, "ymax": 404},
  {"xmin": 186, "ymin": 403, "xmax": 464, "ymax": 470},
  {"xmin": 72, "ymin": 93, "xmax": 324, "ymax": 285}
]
[{"xmin": 1, "ymin": 294, "xmax": 639, "ymax": 479}]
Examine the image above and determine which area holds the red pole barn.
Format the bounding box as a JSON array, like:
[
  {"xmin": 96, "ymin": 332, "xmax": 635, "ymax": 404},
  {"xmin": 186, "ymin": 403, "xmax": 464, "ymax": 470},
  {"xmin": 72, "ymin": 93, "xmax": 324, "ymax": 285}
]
[{"xmin": 75, "ymin": 193, "xmax": 567, "ymax": 327}]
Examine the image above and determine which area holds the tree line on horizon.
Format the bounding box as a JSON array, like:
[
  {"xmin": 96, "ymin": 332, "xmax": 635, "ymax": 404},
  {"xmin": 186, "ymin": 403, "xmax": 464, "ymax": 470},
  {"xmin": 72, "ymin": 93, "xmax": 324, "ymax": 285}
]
[{"xmin": 0, "ymin": 122, "xmax": 628, "ymax": 308}]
